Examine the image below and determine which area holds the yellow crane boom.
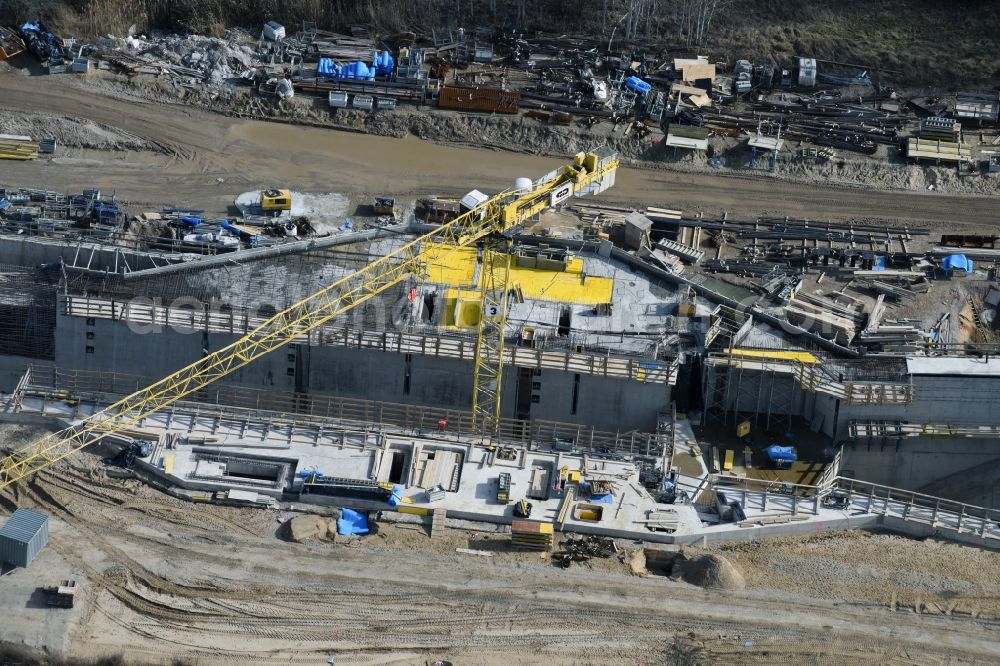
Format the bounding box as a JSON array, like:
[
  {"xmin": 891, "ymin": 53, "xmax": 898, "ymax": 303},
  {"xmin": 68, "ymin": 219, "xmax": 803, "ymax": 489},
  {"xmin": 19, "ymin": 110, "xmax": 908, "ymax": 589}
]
[{"xmin": 0, "ymin": 150, "xmax": 619, "ymax": 489}]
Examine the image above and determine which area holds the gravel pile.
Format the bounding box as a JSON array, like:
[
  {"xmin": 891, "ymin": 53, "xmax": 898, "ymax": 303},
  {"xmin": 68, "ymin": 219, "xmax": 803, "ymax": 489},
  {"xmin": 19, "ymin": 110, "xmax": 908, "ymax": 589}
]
[
  {"xmin": 0, "ymin": 108, "xmax": 153, "ymax": 151},
  {"xmin": 717, "ymin": 530, "xmax": 1000, "ymax": 615}
]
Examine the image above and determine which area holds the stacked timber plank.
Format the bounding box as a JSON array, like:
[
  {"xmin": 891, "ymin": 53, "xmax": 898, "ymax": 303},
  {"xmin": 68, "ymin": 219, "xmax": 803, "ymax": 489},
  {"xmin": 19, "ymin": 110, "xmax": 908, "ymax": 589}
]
[
  {"xmin": 0, "ymin": 139, "xmax": 39, "ymax": 161},
  {"xmin": 511, "ymin": 519, "xmax": 554, "ymax": 551},
  {"xmin": 906, "ymin": 137, "xmax": 970, "ymax": 163},
  {"xmin": 308, "ymin": 32, "xmax": 374, "ymax": 61}
]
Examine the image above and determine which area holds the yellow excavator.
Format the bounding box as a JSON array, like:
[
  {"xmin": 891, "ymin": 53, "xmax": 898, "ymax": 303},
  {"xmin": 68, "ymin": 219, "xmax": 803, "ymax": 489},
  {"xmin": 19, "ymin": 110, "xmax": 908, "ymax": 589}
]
[{"xmin": 0, "ymin": 150, "xmax": 619, "ymax": 489}]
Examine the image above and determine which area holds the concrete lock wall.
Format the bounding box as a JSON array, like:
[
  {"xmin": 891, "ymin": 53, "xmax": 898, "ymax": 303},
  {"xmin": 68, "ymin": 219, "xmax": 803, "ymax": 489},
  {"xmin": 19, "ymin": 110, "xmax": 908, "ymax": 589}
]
[
  {"xmin": 841, "ymin": 438, "xmax": 1000, "ymax": 508},
  {"xmin": 54, "ymin": 309, "xmax": 668, "ymax": 431},
  {"xmin": 503, "ymin": 369, "xmax": 669, "ymax": 432},
  {"xmin": 0, "ymin": 235, "xmax": 174, "ymax": 273},
  {"xmin": 829, "ymin": 375, "xmax": 999, "ymax": 441}
]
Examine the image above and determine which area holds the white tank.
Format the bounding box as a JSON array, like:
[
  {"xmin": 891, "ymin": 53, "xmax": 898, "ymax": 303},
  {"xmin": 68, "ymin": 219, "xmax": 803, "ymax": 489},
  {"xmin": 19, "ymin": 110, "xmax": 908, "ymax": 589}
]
[{"xmin": 514, "ymin": 177, "xmax": 533, "ymax": 193}]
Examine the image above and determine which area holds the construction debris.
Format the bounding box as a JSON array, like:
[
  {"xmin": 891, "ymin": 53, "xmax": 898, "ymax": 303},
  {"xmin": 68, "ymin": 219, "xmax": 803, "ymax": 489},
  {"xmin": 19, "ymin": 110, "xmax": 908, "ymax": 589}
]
[{"xmin": 551, "ymin": 534, "xmax": 616, "ymax": 567}]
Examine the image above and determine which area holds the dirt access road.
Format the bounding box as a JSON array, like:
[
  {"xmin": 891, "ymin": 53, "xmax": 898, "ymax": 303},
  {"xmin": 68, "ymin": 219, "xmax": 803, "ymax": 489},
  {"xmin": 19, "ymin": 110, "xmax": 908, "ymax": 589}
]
[
  {"xmin": 1, "ymin": 70, "xmax": 996, "ymax": 229},
  {"xmin": 5, "ymin": 441, "xmax": 1000, "ymax": 666}
]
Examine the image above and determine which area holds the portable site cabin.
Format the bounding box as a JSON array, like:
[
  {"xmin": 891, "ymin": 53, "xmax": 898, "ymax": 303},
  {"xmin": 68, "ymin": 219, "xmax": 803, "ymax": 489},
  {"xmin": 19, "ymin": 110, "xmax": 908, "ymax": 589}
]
[{"xmin": 0, "ymin": 508, "xmax": 49, "ymax": 568}]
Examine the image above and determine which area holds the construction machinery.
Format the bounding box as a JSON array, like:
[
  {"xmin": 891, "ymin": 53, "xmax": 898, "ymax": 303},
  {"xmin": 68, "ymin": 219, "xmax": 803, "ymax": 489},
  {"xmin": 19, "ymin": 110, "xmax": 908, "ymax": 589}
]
[
  {"xmin": 234, "ymin": 188, "xmax": 293, "ymax": 216},
  {"xmin": 261, "ymin": 189, "xmax": 292, "ymax": 214},
  {"xmin": 496, "ymin": 472, "xmax": 511, "ymax": 503},
  {"xmin": 0, "ymin": 150, "xmax": 619, "ymax": 489}
]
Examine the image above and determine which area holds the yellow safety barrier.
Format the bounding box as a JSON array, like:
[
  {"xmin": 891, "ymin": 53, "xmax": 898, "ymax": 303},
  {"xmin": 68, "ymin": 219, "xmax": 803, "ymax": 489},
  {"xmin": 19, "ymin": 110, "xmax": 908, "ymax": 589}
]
[
  {"xmin": 397, "ymin": 505, "xmax": 431, "ymax": 516},
  {"xmin": 728, "ymin": 348, "xmax": 820, "ymax": 365}
]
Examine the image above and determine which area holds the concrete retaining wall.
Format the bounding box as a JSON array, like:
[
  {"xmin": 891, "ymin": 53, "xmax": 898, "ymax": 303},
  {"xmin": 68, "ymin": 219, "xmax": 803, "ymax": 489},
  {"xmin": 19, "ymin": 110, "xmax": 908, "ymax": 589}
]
[{"xmin": 54, "ymin": 305, "xmax": 669, "ymax": 432}]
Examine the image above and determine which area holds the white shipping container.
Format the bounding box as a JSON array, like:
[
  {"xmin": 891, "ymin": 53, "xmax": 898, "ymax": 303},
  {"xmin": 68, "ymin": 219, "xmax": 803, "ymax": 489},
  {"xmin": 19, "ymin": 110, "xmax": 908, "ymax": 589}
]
[{"xmin": 263, "ymin": 21, "xmax": 285, "ymax": 41}]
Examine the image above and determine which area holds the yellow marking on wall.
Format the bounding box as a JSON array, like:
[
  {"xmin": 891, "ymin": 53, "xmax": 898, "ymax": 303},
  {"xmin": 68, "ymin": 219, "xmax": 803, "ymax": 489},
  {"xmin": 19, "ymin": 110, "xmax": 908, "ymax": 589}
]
[
  {"xmin": 420, "ymin": 244, "xmax": 477, "ymax": 286},
  {"xmin": 424, "ymin": 248, "xmax": 613, "ymax": 305},
  {"xmin": 163, "ymin": 453, "xmax": 175, "ymax": 474},
  {"xmin": 728, "ymin": 349, "xmax": 820, "ymax": 365},
  {"xmin": 441, "ymin": 287, "xmax": 482, "ymax": 329}
]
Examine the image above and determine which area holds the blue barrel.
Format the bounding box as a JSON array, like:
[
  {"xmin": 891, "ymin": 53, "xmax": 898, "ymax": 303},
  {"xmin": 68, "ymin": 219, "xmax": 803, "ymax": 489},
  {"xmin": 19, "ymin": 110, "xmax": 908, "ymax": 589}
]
[{"xmin": 626, "ymin": 76, "xmax": 651, "ymax": 95}]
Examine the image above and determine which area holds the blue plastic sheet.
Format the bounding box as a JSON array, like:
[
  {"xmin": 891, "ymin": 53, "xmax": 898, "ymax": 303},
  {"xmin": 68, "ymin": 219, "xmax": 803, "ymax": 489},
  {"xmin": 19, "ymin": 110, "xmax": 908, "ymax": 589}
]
[
  {"xmin": 317, "ymin": 58, "xmax": 337, "ymax": 78},
  {"xmin": 297, "ymin": 469, "xmax": 324, "ymax": 478},
  {"xmin": 373, "ymin": 50, "xmax": 394, "ymax": 76},
  {"xmin": 590, "ymin": 493, "xmax": 614, "ymax": 504},
  {"xmin": 626, "ymin": 76, "xmax": 651, "ymax": 95},
  {"xmin": 317, "ymin": 57, "xmax": 380, "ymax": 81},
  {"xmin": 387, "ymin": 485, "xmax": 404, "ymax": 507},
  {"xmin": 941, "ymin": 254, "xmax": 973, "ymax": 273},
  {"xmin": 337, "ymin": 508, "xmax": 369, "ymax": 535},
  {"xmin": 341, "ymin": 61, "xmax": 374, "ymax": 81},
  {"xmin": 764, "ymin": 444, "xmax": 796, "ymax": 463}
]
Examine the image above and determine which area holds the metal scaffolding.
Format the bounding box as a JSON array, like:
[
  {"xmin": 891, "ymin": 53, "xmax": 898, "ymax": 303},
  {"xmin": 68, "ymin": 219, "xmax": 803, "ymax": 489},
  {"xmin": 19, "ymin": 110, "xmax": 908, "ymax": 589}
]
[
  {"xmin": 0, "ymin": 264, "xmax": 57, "ymax": 360},
  {"xmin": 703, "ymin": 350, "xmax": 914, "ymax": 431},
  {"xmin": 703, "ymin": 357, "xmax": 796, "ymax": 432}
]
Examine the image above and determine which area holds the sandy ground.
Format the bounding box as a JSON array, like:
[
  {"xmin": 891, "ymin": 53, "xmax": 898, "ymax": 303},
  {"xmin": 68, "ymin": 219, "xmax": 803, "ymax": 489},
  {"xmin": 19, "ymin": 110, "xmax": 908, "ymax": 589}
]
[
  {"xmin": 1, "ymin": 70, "xmax": 998, "ymax": 233},
  {"xmin": 0, "ymin": 424, "xmax": 998, "ymax": 665}
]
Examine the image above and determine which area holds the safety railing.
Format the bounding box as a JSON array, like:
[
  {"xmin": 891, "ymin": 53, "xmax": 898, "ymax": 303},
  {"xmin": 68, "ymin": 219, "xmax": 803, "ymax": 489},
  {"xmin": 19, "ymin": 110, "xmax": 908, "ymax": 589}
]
[{"xmin": 16, "ymin": 365, "xmax": 669, "ymax": 457}]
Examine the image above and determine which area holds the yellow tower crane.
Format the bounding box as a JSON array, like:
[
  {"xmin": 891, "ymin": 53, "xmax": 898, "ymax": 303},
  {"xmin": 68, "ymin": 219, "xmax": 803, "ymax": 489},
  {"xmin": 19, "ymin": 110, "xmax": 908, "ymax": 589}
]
[{"xmin": 0, "ymin": 150, "xmax": 619, "ymax": 489}]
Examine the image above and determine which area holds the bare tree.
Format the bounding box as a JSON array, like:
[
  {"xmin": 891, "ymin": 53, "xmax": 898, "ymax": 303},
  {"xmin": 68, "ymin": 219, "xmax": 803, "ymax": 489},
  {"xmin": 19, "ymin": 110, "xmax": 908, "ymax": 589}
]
[{"xmin": 674, "ymin": 0, "xmax": 731, "ymax": 46}]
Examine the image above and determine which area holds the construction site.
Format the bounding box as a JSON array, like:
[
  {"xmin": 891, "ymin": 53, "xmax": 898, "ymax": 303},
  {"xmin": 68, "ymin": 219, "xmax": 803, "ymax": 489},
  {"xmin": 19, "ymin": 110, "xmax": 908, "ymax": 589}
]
[{"xmin": 2, "ymin": 7, "xmax": 1000, "ymax": 666}]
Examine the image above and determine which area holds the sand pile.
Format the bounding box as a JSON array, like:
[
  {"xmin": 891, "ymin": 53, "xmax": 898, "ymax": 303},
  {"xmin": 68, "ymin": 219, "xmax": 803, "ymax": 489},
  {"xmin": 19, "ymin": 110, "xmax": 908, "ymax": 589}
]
[
  {"xmin": 284, "ymin": 512, "xmax": 340, "ymax": 542},
  {"xmin": 672, "ymin": 552, "xmax": 746, "ymax": 590}
]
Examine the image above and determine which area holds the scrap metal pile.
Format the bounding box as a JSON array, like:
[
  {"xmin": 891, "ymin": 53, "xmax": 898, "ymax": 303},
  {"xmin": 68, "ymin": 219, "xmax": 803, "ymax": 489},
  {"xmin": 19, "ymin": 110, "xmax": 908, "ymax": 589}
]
[
  {"xmin": 5, "ymin": 15, "xmax": 997, "ymax": 168},
  {"xmin": 0, "ymin": 187, "xmax": 124, "ymax": 238},
  {"xmin": 551, "ymin": 534, "xmax": 616, "ymax": 568}
]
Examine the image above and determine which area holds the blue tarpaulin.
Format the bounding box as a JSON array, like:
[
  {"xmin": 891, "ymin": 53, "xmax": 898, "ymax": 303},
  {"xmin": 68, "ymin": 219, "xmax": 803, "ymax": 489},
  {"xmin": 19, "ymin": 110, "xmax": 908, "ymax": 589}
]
[
  {"xmin": 387, "ymin": 485, "xmax": 404, "ymax": 507},
  {"xmin": 341, "ymin": 61, "xmax": 374, "ymax": 80},
  {"xmin": 765, "ymin": 444, "xmax": 797, "ymax": 463},
  {"xmin": 626, "ymin": 76, "xmax": 651, "ymax": 95},
  {"xmin": 317, "ymin": 58, "xmax": 337, "ymax": 78},
  {"xmin": 590, "ymin": 493, "xmax": 614, "ymax": 504},
  {"xmin": 941, "ymin": 254, "xmax": 973, "ymax": 273},
  {"xmin": 373, "ymin": 50, "xmax": 394, "ymax": 76},
  {"xmin": 337, "ymin": 508, "xmax": 369, "ymax": 535},
  {"xmin": 317, "ymin": 59, "xmax": 376, "ymax": 81},
  {"xmin": 297, "ymin": 470, "xmax": 324, "ymax": 478}
]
